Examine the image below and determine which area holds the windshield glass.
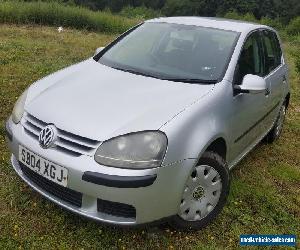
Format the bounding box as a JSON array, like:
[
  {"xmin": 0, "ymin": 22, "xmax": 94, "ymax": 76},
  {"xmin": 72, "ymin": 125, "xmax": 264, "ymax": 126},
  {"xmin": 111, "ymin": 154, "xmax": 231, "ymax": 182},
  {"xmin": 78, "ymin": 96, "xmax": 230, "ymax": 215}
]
[{"xmin": 98, "ymin": 22, "xmax": 239, "ymax": 83}]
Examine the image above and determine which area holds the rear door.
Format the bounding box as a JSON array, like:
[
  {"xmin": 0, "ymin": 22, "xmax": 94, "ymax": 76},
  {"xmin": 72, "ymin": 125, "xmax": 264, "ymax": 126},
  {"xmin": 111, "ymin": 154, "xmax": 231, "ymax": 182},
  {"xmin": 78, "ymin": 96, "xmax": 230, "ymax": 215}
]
[{"xmin": 260, "ymin": 29, "xmax": 286, "ymax": 130}]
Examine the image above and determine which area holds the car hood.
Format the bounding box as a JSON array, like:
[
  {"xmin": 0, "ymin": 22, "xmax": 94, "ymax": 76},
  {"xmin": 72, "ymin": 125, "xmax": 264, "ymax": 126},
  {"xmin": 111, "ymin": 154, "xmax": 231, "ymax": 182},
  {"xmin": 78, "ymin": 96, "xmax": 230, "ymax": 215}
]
[{"xmin": 25, "ymin": 59, "xmax": 214, "ymax": 141}]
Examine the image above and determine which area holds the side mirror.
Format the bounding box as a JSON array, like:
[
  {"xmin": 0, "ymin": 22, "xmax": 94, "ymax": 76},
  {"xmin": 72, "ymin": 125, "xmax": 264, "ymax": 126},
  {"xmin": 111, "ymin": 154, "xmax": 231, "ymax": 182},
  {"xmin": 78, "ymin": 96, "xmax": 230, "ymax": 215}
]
[
  {"xmin": 234, "ymin": 74, "xmax": 267, "ymax": 95},
  {"xmin": 94, "ymin": 47, "xmax": 105, "ymax": 56}
]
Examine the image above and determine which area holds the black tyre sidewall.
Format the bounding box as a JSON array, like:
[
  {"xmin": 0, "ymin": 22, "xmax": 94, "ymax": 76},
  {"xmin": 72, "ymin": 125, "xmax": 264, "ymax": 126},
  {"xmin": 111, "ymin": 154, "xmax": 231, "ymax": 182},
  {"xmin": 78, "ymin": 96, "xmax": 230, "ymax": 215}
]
[{"xmin": 265, "ymin": 103, "xmax": 286, "ymax": 143}]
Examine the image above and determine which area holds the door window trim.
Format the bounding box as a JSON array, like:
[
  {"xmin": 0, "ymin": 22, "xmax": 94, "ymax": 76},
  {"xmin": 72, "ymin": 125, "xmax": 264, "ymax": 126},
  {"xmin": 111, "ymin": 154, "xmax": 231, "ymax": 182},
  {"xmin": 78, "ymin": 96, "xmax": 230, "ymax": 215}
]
[
  {"xmin": 232, "ymin": 29, "xmax": 265, "ymax": 86},
  {"xmin": 260, "ymin": 29, "xmax": 283, "ymax": 78},
  {"xmin": 233, "ymin": 28, "xmax": 284, "ymax": 89}
]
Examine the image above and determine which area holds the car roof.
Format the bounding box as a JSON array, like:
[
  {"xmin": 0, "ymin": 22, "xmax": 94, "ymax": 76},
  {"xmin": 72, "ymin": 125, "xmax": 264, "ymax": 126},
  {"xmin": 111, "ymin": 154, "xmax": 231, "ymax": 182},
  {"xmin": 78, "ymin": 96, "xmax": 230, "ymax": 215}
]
[{"xmin": 147, "ymin": 16, "xmax": 269, "ymax": 33}]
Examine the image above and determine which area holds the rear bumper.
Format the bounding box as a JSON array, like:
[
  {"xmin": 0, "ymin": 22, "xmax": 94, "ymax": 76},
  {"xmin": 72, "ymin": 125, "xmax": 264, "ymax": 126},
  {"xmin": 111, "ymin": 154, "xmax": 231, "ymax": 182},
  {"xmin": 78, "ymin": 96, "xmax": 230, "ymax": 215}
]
[{"xmin": 6, "ymin": 117, "xmax": 196, "ymax": 225}]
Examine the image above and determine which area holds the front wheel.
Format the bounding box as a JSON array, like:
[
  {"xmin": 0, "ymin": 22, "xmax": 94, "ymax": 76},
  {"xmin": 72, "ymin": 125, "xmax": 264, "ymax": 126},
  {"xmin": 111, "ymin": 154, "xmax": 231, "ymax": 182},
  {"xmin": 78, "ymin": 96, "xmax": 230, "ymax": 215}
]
[{"xmin": 170, "ymin": 151, "xmax": 230, "ymax": 230}]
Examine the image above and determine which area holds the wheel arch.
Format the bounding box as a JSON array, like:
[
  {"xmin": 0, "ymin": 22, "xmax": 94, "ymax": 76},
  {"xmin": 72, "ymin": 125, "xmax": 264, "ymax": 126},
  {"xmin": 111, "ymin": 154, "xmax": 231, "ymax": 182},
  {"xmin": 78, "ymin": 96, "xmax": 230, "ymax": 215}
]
[{"xmin": 204, "ymin": 137, "xmax": 227, "ymax": 162}]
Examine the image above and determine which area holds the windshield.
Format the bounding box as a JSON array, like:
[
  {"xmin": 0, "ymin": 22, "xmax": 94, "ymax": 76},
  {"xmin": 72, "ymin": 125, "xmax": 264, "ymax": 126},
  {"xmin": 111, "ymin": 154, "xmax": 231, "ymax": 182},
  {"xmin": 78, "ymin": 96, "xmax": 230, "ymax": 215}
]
[{"xmin": 98, "ymin": 22, "xmax": 239, "ymax": 83}]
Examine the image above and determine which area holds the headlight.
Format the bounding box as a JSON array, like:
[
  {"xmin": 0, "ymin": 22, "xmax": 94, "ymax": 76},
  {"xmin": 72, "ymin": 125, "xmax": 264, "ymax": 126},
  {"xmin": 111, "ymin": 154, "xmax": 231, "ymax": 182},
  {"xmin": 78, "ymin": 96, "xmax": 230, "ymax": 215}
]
[
  {"xmin": 95, "ymin": 131, "xmax": 167, "ymax": 169},
  {"xmin": 12, "ymin": 89, "xmax": 28, "ymax": 124}
]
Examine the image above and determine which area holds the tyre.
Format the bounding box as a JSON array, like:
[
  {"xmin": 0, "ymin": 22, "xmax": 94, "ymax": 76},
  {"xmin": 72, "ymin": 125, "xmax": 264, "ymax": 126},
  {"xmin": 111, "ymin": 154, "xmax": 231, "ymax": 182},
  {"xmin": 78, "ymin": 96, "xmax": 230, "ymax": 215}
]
[
  {"xmin": 265, "ymin": 102, "xmax": 286, "ymax": 143},
  {"xmin": 170, "ymin": 151, "xmax": 230, "ymax": 230}
]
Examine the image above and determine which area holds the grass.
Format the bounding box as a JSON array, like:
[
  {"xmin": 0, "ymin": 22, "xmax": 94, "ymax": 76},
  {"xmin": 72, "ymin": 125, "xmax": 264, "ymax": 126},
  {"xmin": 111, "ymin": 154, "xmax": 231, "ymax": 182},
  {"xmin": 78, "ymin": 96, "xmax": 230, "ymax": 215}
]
[
  {"xmin": 0, "ymin": 24, "xmax": 299, "ymax": 249},
  {"xmin": 0, "ymin": 1, "xmax": 139, "ymax": 34}
]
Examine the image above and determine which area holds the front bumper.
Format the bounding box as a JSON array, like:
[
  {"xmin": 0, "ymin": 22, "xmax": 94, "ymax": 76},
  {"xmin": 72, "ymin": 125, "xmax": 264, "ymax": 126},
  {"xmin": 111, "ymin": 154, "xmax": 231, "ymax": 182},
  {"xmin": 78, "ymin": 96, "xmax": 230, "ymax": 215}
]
[{"xmin": 6, "ymin": 117, "xmax": 196, "ymax": 225}]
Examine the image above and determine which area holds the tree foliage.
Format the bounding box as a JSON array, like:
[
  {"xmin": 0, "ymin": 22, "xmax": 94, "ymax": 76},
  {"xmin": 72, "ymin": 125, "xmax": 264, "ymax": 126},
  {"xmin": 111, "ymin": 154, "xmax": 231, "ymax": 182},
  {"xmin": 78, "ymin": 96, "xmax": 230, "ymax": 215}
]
[{"xmin": 25, "ymin": 0, "xmax": 300, "ymax": 23}]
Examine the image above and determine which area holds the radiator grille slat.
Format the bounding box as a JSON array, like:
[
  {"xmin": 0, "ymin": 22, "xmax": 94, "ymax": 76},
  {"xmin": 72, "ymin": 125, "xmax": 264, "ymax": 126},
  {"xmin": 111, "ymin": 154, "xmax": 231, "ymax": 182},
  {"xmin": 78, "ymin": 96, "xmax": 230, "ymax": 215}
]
[
  {"xmin": 23, "ymin": 121, "xmax": 40, "ymax": 136},
  {"xmin": 22, "ymin": 113, "xmax": 100, "ymax": 156}
]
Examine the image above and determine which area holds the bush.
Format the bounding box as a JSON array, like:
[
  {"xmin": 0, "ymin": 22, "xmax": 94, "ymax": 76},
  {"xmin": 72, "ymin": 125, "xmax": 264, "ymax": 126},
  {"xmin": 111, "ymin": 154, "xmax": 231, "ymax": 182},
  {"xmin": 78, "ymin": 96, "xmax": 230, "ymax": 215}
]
[
  {"xmin": 295, "ymin": 55, "xmax": 300, "ymax": 74},
  {"xmin": 162, "ymin": 0, "xmax": 198, "ymax": 16},
  {"xmin": 224, "ymin": 11, "xmax": 258, "ymax": 23},
  {"xmin": 288, "ymin": 35, "xmax": 300, "ymax": 74},
  {"xmin": 260, "ymin": 17, "xmax": 283, "ymax": 30},
  {"xmin": 222, "ymin": 11, "xmax": 241, "ymax": 20},
  {"xmin": 119, "ymin": 6, "xmax": 161, "ymax": 19},
  {"xmin": 0, "ymin": 1, "xmax": 139, "ymax": 33},
  {"xmin": 286, "ymin": 17, "xmax": 300, "ymax": 36},
  {"xmin": 223, "ymin": 11, "xmax": 289, "ymax": 31}
]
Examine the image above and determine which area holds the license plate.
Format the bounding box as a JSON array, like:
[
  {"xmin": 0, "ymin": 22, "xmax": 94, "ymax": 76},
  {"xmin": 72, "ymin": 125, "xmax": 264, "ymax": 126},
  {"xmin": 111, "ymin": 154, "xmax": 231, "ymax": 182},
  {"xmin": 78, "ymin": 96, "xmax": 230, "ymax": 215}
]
[{"xmin": 18, "ymin": 145, "xmax": 68, "ymax": 187}]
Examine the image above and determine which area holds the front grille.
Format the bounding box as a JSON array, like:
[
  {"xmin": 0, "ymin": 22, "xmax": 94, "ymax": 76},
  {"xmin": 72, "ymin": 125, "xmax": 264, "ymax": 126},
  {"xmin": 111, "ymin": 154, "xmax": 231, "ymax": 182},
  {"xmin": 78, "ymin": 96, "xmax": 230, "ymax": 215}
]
[
  {"xmin": 97, "ymin": 199, "xmax": 136, "ymax": 219},
  {"xmin": 20, "ymin": 162, "xmax": 82, "ymax": 207},
  {"xmin": 22, "ymin": 113, "xmax": 100, "ymax": 156}
]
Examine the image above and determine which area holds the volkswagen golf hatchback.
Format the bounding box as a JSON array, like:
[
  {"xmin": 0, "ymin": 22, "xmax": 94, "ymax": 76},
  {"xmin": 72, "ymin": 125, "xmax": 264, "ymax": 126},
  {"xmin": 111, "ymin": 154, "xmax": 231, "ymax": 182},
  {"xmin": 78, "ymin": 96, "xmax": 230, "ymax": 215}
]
[{"xmin": 6, "ymin": 17, "xmax": 290, "ymax": 230}]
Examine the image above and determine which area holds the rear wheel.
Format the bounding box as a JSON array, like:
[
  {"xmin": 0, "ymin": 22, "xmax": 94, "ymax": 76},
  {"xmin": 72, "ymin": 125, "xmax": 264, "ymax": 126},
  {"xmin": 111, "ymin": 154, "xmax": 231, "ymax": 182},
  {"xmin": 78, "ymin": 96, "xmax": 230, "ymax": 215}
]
[
  {"xmin": 170, "ymin": 151, "xmax": 230, "ymax": 230},
  {"xmin": 265, "ymin": 102, "xmax": 286, "ymax": 143}
]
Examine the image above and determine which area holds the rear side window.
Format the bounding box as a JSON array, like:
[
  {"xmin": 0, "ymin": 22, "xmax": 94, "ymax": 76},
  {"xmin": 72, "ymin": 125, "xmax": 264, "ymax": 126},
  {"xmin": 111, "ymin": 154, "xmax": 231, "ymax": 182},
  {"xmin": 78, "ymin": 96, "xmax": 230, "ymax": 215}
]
[
  {"xmin": 271, "ymin": 31, "xmax": 282, "ymax": 66},
  {"xmin": 262, "ymin": 30, "xmax": 282, "ymax": 75}
]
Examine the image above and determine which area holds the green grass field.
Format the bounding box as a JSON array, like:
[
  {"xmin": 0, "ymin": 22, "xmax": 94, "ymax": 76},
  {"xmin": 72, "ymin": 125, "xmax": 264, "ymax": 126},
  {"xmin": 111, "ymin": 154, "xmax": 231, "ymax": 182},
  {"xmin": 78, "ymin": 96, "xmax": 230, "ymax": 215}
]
[
  {"xmin": 0, "ymin": 1, "xmax": 139, "ymax": 34},
  {"xmin": 0, "ymin": 24, "xmax": 299, "ymax": 249}
]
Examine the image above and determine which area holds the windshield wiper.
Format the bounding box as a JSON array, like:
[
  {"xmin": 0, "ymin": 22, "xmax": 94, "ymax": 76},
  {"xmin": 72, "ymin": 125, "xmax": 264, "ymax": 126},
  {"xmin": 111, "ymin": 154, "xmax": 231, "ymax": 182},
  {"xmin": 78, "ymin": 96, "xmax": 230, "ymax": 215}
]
[{"xmin": 163, "ymin": 78, "xmax": 217, "ymax": 84}]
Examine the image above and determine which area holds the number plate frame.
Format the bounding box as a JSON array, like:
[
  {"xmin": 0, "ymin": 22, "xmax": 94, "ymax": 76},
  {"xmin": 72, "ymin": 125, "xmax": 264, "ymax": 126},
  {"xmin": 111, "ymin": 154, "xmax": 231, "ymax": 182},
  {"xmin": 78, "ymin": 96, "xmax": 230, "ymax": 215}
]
[{"xmin": 18, "ymin": 145, "xmax": 68, "ymax": 187}]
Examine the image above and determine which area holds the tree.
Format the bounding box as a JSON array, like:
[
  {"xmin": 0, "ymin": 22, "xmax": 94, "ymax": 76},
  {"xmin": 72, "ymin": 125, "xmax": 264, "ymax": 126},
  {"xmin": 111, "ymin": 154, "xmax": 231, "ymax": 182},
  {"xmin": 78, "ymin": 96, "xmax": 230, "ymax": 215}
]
[{"xmin": 45, "ymin": 0, "xmax": 299, "ymax": 23}]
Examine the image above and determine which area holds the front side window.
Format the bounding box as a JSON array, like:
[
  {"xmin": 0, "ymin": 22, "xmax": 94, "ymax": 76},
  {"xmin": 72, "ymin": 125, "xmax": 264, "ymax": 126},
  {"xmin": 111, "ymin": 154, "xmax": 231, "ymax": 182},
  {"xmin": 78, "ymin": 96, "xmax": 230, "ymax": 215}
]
[
  {"xmin": 262, "ymin": 30, "xmax": 282, "ymax": 75},
  {"xmin": 235, "ymin": 31, "xmax": 263, "ymax": 84},
  {"xmin": 98, "ymin": 22, "xmax": 240, "ymax": 83}
]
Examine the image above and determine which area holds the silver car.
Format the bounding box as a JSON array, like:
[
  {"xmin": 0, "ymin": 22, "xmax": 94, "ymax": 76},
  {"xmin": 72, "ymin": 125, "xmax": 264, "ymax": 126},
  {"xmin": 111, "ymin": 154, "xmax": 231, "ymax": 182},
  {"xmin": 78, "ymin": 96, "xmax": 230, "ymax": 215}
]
[{"xmin": 6, "ymin": 17, "xmax": 290, "ymax": 230}]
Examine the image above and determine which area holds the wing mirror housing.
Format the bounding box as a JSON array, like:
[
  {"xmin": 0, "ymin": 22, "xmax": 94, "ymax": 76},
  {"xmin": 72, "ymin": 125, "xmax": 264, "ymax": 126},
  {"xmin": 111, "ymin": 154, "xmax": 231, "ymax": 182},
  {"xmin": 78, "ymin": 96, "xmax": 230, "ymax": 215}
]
[
  {"xmin": 234, "ymin": 74, "xmax": 267, "ymax": 95},
  {"xmin": 94, "ymin": 47, "xmax": 105, "ymax": 56}
]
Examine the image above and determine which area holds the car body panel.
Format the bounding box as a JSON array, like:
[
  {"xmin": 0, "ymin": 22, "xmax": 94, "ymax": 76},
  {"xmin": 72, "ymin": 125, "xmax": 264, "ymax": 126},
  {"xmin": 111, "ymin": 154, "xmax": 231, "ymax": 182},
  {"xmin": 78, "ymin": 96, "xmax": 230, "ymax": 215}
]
[{"xmin": 25, "ymin": 59, "xmax": 214, "ymax": 141}]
